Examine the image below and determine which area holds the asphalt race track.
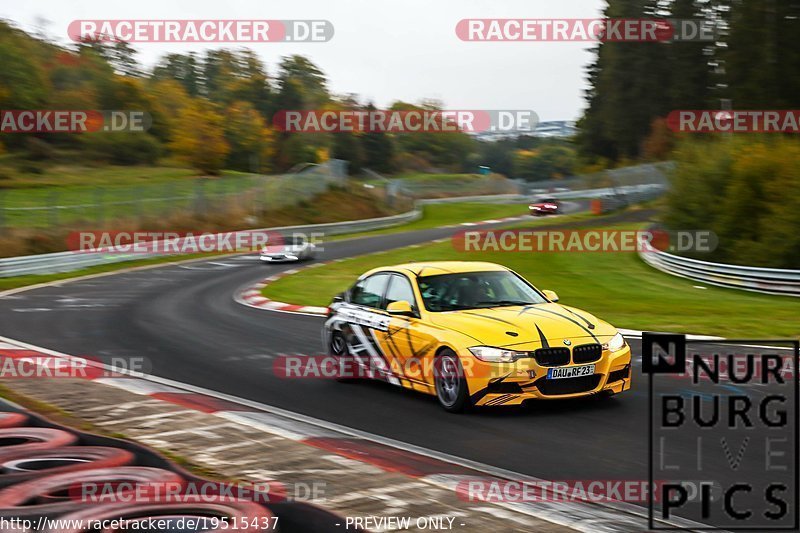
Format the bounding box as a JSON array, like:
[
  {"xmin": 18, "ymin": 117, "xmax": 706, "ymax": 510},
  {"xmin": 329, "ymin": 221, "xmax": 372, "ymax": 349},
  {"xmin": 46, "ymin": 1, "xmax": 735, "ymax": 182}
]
[{"xmin": 1, "ymin": 203, "xmax": 794, "ymax": 527}]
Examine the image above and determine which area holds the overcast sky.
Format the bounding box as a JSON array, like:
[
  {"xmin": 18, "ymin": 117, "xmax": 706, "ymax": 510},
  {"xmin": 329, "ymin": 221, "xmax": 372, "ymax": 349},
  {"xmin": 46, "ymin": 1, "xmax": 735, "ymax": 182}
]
[{"xmin": 1, "ymin": 0, "xmax": 605, "ymax": 121}]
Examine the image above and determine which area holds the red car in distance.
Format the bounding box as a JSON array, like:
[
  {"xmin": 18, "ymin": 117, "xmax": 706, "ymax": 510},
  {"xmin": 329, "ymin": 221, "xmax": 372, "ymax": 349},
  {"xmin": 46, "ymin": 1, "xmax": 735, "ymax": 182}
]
[{"xmin": 529, "ymin": 197, "xmax": 559, "ymax": 216}]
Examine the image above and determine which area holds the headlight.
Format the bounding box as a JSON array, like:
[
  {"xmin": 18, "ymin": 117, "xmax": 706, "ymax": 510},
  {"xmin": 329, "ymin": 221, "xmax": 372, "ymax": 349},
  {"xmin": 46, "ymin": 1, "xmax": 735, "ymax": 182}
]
[
  {"xmin": 468, "ymin": 346, "xmax": 523, "ymax": 363},
  {"xmin": 603, "ymin": 332, "xmax": 626, "ymax": 352}
]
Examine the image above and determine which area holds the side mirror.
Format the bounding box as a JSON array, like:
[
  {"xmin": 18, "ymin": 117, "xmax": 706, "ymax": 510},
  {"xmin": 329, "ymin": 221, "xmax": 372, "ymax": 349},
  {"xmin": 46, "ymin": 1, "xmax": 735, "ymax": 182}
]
[
  {"xmin": 332, "ymin": 292, "xmax": 345, "ymax": 303},
  {"xmin": 542, "ymin": 290, "xmax": 559, "ymax": 302},
  {"xmin": 387, "ymin": 300, "xmax": 415, "ymax": 316}
]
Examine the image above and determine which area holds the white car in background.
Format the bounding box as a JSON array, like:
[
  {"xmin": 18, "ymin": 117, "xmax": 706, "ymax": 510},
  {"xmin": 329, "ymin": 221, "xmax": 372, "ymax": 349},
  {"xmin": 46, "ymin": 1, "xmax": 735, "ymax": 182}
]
[{"xmin": 260, "ymin": 235, "xmax": 316, "ymax": 263}]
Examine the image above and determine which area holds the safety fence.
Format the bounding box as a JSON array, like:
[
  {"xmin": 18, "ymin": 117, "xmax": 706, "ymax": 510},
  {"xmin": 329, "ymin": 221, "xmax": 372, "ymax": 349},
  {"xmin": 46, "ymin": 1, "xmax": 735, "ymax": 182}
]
[{"xmin": 0, "ymin": 161, "xmax": 347, "ymax": 229}]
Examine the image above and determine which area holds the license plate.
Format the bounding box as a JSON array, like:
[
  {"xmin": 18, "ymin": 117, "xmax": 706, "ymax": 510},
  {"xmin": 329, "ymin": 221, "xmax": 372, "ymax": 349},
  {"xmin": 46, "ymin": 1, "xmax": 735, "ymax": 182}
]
[{"xmin": 547, "ymin": 364, "xmax": 595, "ymax": 379}]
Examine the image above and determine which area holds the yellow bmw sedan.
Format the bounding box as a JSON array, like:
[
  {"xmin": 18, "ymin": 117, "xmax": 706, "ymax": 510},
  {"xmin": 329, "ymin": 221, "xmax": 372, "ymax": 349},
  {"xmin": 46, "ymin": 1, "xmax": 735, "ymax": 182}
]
[{"xmin": 323, "ymin": 261, "xmax": 632, "ymax": 412}]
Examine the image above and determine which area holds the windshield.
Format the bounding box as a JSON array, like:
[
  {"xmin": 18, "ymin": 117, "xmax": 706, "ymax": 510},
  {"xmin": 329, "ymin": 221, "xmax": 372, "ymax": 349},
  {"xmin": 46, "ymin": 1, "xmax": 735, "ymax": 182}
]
[
  {"xmin": 417, "ymin": 271, "xmax": 547, "ymax": 312},
  {"xmin": 284, "ymin": 236, "xmax": 306, "ymax": 246}
]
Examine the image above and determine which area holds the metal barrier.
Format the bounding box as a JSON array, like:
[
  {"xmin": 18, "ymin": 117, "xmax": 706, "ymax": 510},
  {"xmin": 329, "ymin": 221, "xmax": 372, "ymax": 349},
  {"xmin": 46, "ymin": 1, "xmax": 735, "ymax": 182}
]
[{"xmin": 638, "ymin": 235, "xmax": 800, "ymax": 297}]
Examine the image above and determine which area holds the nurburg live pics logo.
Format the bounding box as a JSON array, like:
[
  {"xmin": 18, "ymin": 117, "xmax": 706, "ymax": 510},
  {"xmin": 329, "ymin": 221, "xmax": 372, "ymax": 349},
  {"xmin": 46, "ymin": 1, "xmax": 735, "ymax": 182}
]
[{"xmin": 643, "ymin": 332, "xmax": 799, "ymax": 530}]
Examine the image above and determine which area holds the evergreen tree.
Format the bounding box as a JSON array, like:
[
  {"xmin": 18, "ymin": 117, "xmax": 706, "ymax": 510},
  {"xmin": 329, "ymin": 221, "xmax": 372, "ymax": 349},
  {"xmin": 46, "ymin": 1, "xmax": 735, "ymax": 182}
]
[
  {"xmin": 669, "ymin": 0, "xmax": 712, "ymax": 110},
  {"xmin": 360, "ymin": 105, "xmax": 395, "ymax": 173},
  {"xmin": 724, "ymin": 0, "xmax": 800, "ymax": 108},
  {"xmin": 152, "ymin": 53, "xmax": 201, "ymax": 96}
]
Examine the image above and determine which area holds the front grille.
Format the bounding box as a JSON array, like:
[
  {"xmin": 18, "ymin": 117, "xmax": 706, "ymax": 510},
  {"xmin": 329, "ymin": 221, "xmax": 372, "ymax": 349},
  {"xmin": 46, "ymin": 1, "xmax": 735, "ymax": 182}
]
[
  {"xmin": 573, "ymin": 343, "xmax": 602, "ymax": 363},
  {"xmin": 608, "ymin": 365, "xmax": 631, "ymax": 383},
  {"xmin": 533, "ymin": 347, "xmax": 570, "ymax": 367},
  {"xmin": 535, "ymin": 375, "xmax": 602, "ymax": 396}
]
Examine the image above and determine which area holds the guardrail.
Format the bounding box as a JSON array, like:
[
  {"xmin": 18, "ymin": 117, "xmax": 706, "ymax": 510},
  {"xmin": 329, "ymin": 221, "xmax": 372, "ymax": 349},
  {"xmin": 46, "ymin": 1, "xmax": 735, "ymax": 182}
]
[{"xmin": 638, "ymin": 235, "xmax": 800, "ymax": 297}]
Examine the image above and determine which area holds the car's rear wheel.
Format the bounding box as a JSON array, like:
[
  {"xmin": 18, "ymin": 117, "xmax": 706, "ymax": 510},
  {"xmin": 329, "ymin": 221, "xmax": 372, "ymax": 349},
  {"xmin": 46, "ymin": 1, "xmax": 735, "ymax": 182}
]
[
  {"xmin": 330, "ymin": 331, "xmax": 357, "ymax": 383},
  {"xmin": 434, "ymin": 349, "xmax": 470, "ymax": 413}
]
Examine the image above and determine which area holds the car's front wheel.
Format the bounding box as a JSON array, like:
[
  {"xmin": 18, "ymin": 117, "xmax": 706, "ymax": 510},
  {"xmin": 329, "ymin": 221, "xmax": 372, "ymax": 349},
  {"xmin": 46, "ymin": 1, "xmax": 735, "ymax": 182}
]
[
  {"xmin": 434, "ymin": 349, "xmax": 471, "ymax": 413},
  {"xmin": 330, "ymin": 331, "xmax": 356, "ymax": 383}
]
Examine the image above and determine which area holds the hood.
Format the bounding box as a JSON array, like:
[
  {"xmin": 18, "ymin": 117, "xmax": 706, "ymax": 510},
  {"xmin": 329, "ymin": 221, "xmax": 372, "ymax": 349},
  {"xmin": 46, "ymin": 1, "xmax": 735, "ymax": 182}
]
[{"xmin": 428, "ymin": 303, "xmax": 616, "ymax": 348}]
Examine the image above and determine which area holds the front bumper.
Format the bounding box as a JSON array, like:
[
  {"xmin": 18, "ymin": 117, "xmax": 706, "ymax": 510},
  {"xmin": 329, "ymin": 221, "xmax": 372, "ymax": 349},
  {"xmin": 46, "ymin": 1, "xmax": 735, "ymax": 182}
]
[{"xmin": 461, "ymin": 344, "xmax": 633, "ymax": 407}]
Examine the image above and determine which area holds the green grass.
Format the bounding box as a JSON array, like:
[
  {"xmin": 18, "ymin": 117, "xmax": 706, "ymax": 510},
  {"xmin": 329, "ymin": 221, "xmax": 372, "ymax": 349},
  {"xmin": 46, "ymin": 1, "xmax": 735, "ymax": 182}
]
[
  {"xmin": 0, "ymin": 155, "xmax": 258, "ymax": 189},
  {"xmin": 328, "ymin": 202, "xmax": 533, "ymax": 241},
  {"xmin": 371, "ymin": 172, "xmax": 518, "ymax": 197},
  {"xmin": 263, "ymin": 220, "xmax": 800, "ymax": 338},
  {"xmin": 410, "ymin": 202, "xmax": 528, "ymax": 226},
  {"xmin": 392, "ymin": 172, "xmax": 485, "ymax": 182},
  {"xmin": 0, "ymin": 164, "xmax": 262, "ymax": 227},
  {"xmin": 0, "ymin": 162, "xmax": 201, "ymax": 188}
]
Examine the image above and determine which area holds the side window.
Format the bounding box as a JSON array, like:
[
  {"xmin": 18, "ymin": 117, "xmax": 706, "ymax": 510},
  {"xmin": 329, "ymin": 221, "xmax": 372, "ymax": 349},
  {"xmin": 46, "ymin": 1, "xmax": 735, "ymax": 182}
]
[
  {"xmin": 349, "ymin": 273, "xmax": 390, "ymax": 309},
  {"xmin": 385, "ymin": 275, "xmax": 417, "ymax": 313}
]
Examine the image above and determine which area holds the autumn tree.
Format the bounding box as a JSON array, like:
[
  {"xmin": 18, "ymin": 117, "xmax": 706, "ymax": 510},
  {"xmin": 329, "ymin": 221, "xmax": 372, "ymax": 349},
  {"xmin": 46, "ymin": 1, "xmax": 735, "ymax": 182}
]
[
  {"xmin": 641, "ymin": 117, "xmax": 675, "ymax": 160},
  {"xmin": 223, "ymin": 101, "xmax": 275, "ymax": 173},
  {"xmin": 152, "ymin": 53, "xmax": 201, "ymax": 96},
  {"xmin": 170, "ymin": 99, "xmax": 230, "ymax": 175},
  {"xmin": 513, "ymin": 143, "xmax": 576, "ymax": 181}
]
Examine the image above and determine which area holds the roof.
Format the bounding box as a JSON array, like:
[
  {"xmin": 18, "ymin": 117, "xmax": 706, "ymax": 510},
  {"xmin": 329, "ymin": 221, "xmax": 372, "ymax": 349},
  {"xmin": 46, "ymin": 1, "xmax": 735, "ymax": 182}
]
[{"xmin": 364, "ymin": 261, "xmax": 509, "ymax": 278}]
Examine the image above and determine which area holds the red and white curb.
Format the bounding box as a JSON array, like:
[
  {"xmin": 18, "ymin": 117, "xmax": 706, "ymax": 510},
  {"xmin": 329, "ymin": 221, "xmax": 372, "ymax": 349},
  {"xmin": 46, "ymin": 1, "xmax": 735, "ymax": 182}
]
[
  {"xmin": 236, "ymin": 263, "xmax": 332, "ymax": 316},
  {"xmin": 0, "ymin": 335, "xmax": 710, "ymax": 532}
]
